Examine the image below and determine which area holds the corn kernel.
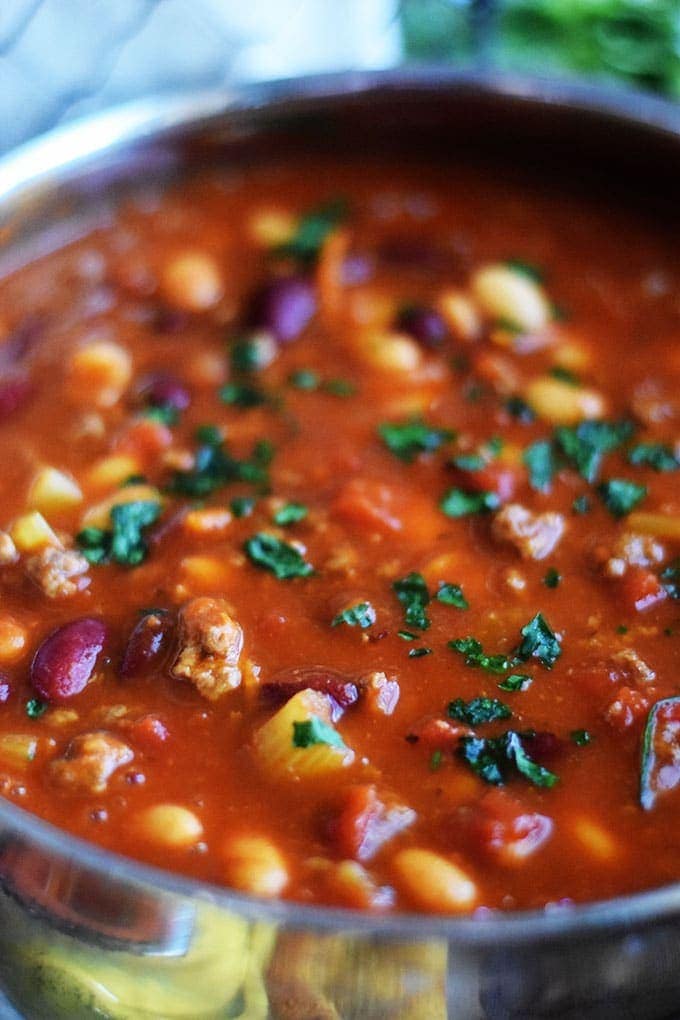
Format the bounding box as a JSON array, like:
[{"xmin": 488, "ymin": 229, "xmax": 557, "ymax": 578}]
[
  {"xmin": 69, "ymin": 340, "xmax": 132, "ymax": 407},
  {"xmin": 249, "ymin": 208, "xmax": 297, "ymax": 247},
  {"xmin": 28, "ymin": 467, "xmax": 83, "ymax": 513},
  {"xmin": 524, "ymin": 376, "xmax": 607, "ymax": 425},
  {"xmin": 86, "ymin": 454, "xmax": 141, "ymax": 491},
  {"xmin": 161, "ymin": 251, "xmax": 224, "ymax": 312},
  {"xmin": 10, "ymin": 512, "xmax": 61, "ymax": 553},
  {"xmin": 361, "ymin": 331, "xmax": 422, "ymax": 373}
]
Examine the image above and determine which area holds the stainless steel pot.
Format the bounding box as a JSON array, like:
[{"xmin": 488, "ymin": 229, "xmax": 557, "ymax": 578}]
[{"xmin": 0, "ymin": 71, "xmax": 678, "ymax": 1020}]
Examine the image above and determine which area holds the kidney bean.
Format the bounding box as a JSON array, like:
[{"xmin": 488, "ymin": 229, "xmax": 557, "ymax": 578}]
[
  {"xmin": 396, "ymin": 306, "xmax": 449, "ymax": 349},
  {"xmin": 0, "ymin": 376, "xmax": 33, "ymax": 422},
  {"xmin": 248, "ymin": 276, "xmax": 316, "ymax": 344},
  {"xmin": 261, "ymin": 666, "xmax": 359, "ymax": 721},
  {"xmin": 138, "ymin": 372, "xmax": 191, "ymax": 412},
  {"xmin": 120, "ymin": 612, "xmax": 174, "ymax": 679},
  {"xmin": 31, "ymin": 619, "xmax": 106, "ymax": 703},
  {"xmin": 521, "ymin": 731, "xmax": 564, "ymax": 764}
]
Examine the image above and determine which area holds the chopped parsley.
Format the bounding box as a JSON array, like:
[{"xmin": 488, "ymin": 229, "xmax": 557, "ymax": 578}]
[
  {"xmin": 660, "ymin": 560, "xmax": 680, "ymax": 600},
  {"xmin": 429, "ymin": 750, "xmax": 443, "ymax": 771},
  {"xmin": 498, "ymin": 673, "xmax": 532, "ymax": 692},
  {"xmin": 392, "ymin": 572, "xmax": 430, "ymax": 631},
  {"xmin": 628, "ymin": 443, "xmax": 679, "ymax": 472},
  {"xmin": 448, "ymin": 696, "xmax": 511, "ymax": 726},
  {"xmin": 543, "ymin": 567, "xmax": 561, "ymax": 589},
  {"xmin": 523, "ymin": 439, "xmax": 558, "ymax": 492},
  {"xmin": 324, "ymin": 378, "xmax": 356, "ymax": 397},
  {"xmin": 288, "ymin": 368, "xmax": 320, "ymax": 390},
  {"xmin": 459, "ymin": 730, "xmax": 558, "ymax": 788},
  {"xmin": 244, "ymin": 533, "xmax": 314, "ymax": 579},
  {"xmin": 230, "ymin": 336, "xmax": 271, "ymax": 373},
  {"xmin": 332, "ymin": 602, "xmax": 376, "ymax": 629},
  {"xmin": 379, "ymin": 417, "xmax": 453, "ymax": 462},
  {"xmin": 435, "ymin": 582, "xmax": 468, "ymax": 609},
  {"xmin": 555, "ymin": 419, "xmax": 633, "ymax": 483},
  {"xmin": 448, "ymin": 636, "xmax": 513, "ymax": 675},
  {"xmin": 143, "ymin": 404, "xmax": 179, "ymax": 426},
  {"xmin": 273, "ymin": 502, "xmax": 308, "ymax": 526},
  {"xmin": 572, "ymin": 494, "xmax": 591, "ymax": 515},
  {"xmin": 597, "ymin": 478, "xmax": 647, "ymax": 517},
  {"xmin": 292, "ymin": 716, "xmax": 346, "ymax": 749},
  {"xmin": 408, "ymin": 647, "xmax": 432, "ymax": 658},
  {"xmin": 169, "ymin": 435, "xmax": 272, "ymax": 497},
  {"xmin": 440, "ymin": 488, "xmax": 500, "ymax": 517},
  {"xmin": 26, "ymin": 698, "xmax": 47, "ymax": 719},
  {"xmin": 230, "ymin": 496, "xmax": 256, "ymax": 518},
  {"xmin": 219, "ymin": 381, "xmax": 268, "ymax": 407},
  {"xmin": 504, "ymin": 395, "xmax": 535, "ymax": 423},
  {"xmin": 195, "ymin": 424, "xmax": 222, "ymax": 446},
  {"xmin": 275, "ymin": 198, "xmax": 348, "ymax": 265},
  {"xmin": 398, "ymin": 630, "xmax": 417, "ymax": 641},
  {"xmin": 515, "ymin": 613, "xmax": 561, "ymax": 669},
  {"xmin": 571, "ymin": 729, "xmax": 592, "ymax": 746},
  {"xmin": 504, "ymin": 258, "xmax": 544, "ymax": 283},
  {"xmin": 550, "ymin": 365, "xmax": 580, "ymax": 386},
  {"xmin": 77, "ymin": 500, "xmax": 161, "ymax": 567}
]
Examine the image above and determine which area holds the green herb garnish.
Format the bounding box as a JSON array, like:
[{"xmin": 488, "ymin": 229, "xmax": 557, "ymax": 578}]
[
  {"xmin": 440, "ymin": 488, "xmax": 500, "ymax": 517},
  {"xmin": 219, "ymin": 381, "xmax": 268, "ymax": 407},
  {"xmin": 660, "ymin": 560, "xmax": 680, "ymax": 600},
  {"xmin": 550, "ymin": 365, "xmax": 579, "ymax": 386},
  {"xmin": 448, "ymin": 696, "xmax": 512, "ymax": 726},
  {"xmin": 324, "ymin": 378, "xmax": 357, "ymax": 397},
  {"xmin": 230, "ymin": 496, "xmax": 256, "ymax": 518},
  {"xmin": 392, "ymin": 572, "xmax": 430, "ymax": 630},
  {"xmin": 435, "ymin": 582, "xmax": 468, "ymax": 609},
  {"xmin": 143, "ymin": 404, "xmax": 179, "ymax": 426},
  {"xmin": 572, "ymin": 494, "xmax": 591, "ymax": 514},
  {"xmin": 244, "ymin": 533, "xmax": 314, "ymax": 579},
  {"xmin": 379, "ymin": 417, "xmax": 453, "ymax": 463},
  {"xmin": 556, "ymin": 419, "xmax": 633, "ymax": 483},
  {"xmin": 448, "ymin": 636, "xmax": 513, "ymax": 675},
  {"xmin": 332, "ymin": 602, "xmax": 376, "ymax": 629},
  {"xmin": 505, "ymin": 258, "xmax": 544, "ymax": 283},
  {"xmin": 273, "ymin": 502, "xmax": 308, "ymax": 526},
  {"xmin": 409, "ymin": 647, "xmax": 432, "ymax": 658},
  {"xmin": 459, "ymin": 730, "xmax": 558, "ymax": 788},
  {"xmin": 543, "ymin": 567, "xmax": 561, "ymax": 589},
  {"xmin": 288, "ymin": 368, "xmax": 320, "ymax": 390},
  {"xmin": 292, "ymin": 716, "xmax": 346, "ymax": 749},
  {"xmin": 571, "ymin": 729, "xmax": 592, "ymax": 746},
  {"xmin": 77, "ymin": 500, "xmax": 161, "ymax": 567},
  {"xmin": 597, "ymin": 478, "xmax": 647, "ymax": 517},
  {"xmin": 275, "ymin": 198, "xmax": 348, "ymax": 265},
  {"xmin": 628, "ymin": 443, "xmax": 679, "ymax": 472},
  {"xmin": 504, "ymin": 395, "xmax": 535, "ymax": 423},
  {"xmin": 498, "ymin": 673, "xmax": 532, "ymax": 692},
  {"xmin": 524, "ymin": 439, "xmax": 559, "ymax": 492},
  {"xmin": 515, "ymin": 612, "xmax": 561, "ymax": 668},
  {"xmin": 26, "ymin": 698, "xmax": 47, "ymax": 720}
]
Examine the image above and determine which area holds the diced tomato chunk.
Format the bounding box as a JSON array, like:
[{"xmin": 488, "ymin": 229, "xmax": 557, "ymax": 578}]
[
  {"xmin": 327, "ymin": 783, "xmax": 415, "ymax": 862},
  {"xmin": 333, "ymin": 478, "xmax": 403, "ymax": 533},
  {"xmin": 467, "ymin": 788, "xmax": 553, "ymax": 867},
  {"xmin": 117, "ymin": 418, "xmax": 173, "ymax": 459},
  {"xmin": 128, "ymin": 715, "xmax": 170, "ymax": 752},
  {"xmin": 619, "ymin": 568, "xmax": 667, "ymax": 614}
]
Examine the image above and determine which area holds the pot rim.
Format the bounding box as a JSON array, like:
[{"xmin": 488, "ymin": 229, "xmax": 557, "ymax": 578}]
[{"xmin": 0, "ymin": 67, "xmax": 678, "ymax": 946}]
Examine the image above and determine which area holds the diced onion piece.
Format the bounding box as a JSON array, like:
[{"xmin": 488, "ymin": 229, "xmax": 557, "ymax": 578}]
[
  {"xmin": 10, "ymin": 511, "xmax": 61, "ymax": 553},
  {"xmin": 524, "ymin": 376, "xmax": 606, "ymax": 425},
  {"xmin": 161, "ymin": 251, "xmax": 224, "ymax": 312},
  {"xmin": 627, "ymin": 513, "xmax": 680, "ymax": 541},
  {"xmin": 253, "ymin": 688, "xmax": 354, "ymax": 777},
  {"xmin": 28, "ymin": 467, "xmax": 83, "ymax": 513},
  {"xmin": 135, "ymin": 804, "xmax": 203, "ymax": 848},
  {"xmin": 221, "ymin": 834, "xmax": 289, "ymax": 897},
  {"xmin": 471, "ymin": 263, "xmax": 551, "ymax": 333},
  {"xmin": 392, "ymin": 848, "xmax": 478, "ymax": 913},
  {"xmin": 0, "ymin": 734, "xmax": 37, "ymax": 768},
  {"xmin": 184, "ymin": 508, "xmax": 233, "ymax": 536},
  {"xmin": 69, "ymin": 340, "xmax": 132, "ymax": 408},
  {"xmin": 81, "ymin": 483, "xmax": 163, "ymax": 530}
]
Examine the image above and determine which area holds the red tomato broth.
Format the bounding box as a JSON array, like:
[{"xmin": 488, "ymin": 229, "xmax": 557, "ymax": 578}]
[{"xmin": 0, "ymin": 158, "xmax": 677, "ymax": 914}]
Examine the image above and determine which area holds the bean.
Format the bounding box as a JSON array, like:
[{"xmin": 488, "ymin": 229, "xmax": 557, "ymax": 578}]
[
  {"xmin": 221, "ymin": 834, "xmax": 289, "ymax": 897},
  {"xmin": 161, "ymin": 252, "xmax": 224, "ymax": 312},
  {"xmin": 138, "ymin": 371, "xmax": 191, "ymax": 412},
  {"xmin": 396, "ymin": 306, "xmax": 448, "ymax": 349},
  {"xmin": 261, "ymin": 666, "xmax": 359, "ymax": 721},
  {"xmin": 392, "ymin": 848, "xmax": 478, "ymax": 913},
  {"xmin": 120, "ymin": 612, "xmax": 173, "ymax": 679},
  {"xmin": 0, "ymin": 376, "xmax": 33, "ymax": 422},
  {"xmin": 248, "ymin": 276, "xmax": 316, "ymax": 344},
  {"xmin": 31, "ymin": 618, "xmax": 106, "ymax": 703},
  {"xmin": 135, "ymin": 804, "xmax": 203, "ymax": 847}
]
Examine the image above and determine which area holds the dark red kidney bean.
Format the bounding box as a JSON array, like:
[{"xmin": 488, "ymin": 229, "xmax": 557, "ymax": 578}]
[
  {"xmin": 138, "ymin": 372, "xmax": 191, "ymax": 412},
  {"xmin": 0, "ymin": 375, "xmax": 33, "ymax": 422},
  {"xmin": 521, "ymin": 731, "xmax": 564, "ymax": 764},
  {"xmin": 31, "ymin": 619, "xmax": 106, "ymax": 703},
  {"xmin": 120, "ymin": 612, "xmax": 174, "ymax": 679},
  {"xmin": 248, "ymin": 276, "xmax": 316, "ymax": 344},
  {"xmin": 261, "ymin": 666, "xmax": 359, "ymax": 721},
  {"xmin": 396, "ymin": 306, "xmax": 449, "ymax": 349}
]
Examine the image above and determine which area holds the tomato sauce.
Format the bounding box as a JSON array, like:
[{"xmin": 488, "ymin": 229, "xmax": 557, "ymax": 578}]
[{"xmin": 0, "ymin": 158, "xmax": 677, "ymax": 914}]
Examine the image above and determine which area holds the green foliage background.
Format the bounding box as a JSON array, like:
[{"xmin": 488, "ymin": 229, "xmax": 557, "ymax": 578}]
[{"xmin": 400, "ymin": 0, "xmax": 680, "ymax": 97}]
